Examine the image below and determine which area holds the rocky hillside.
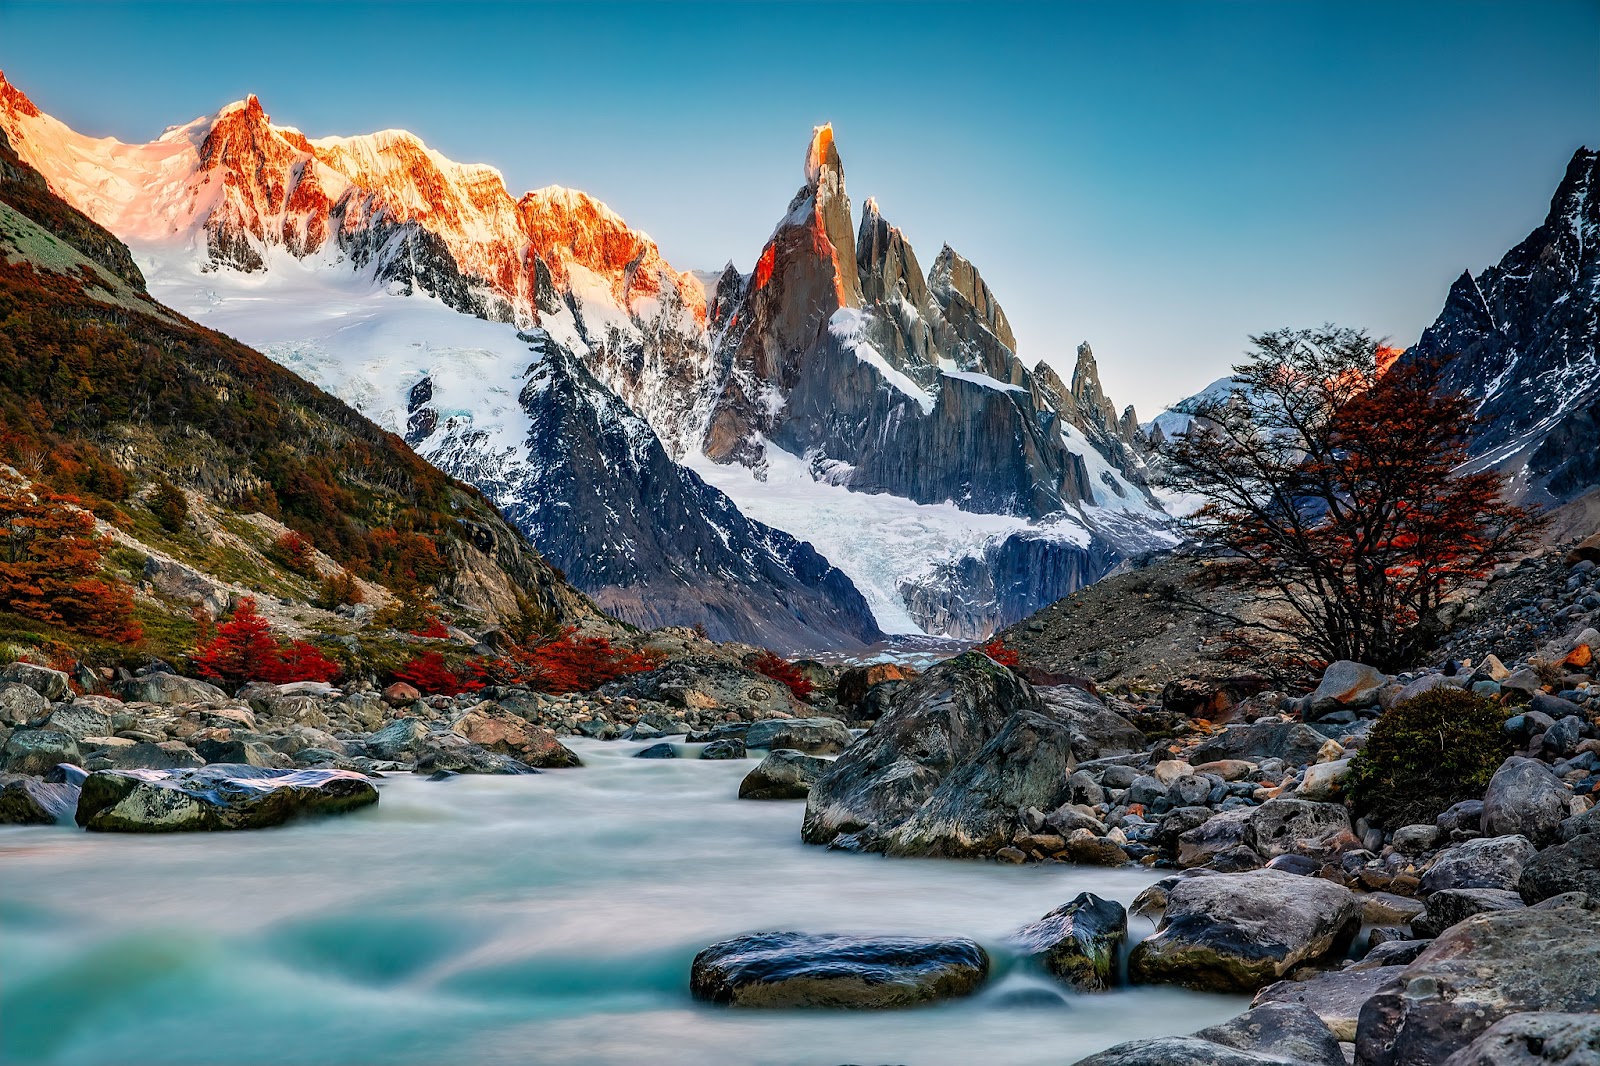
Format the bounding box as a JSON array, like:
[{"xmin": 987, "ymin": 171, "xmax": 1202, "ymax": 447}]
[
  {"xmin": 1400, "ymin": 146, "xmax": 1600, "ymax": 505},
  {"xmin": 0, "ymin": 123, "xmax": 604, "ymax": 668}
]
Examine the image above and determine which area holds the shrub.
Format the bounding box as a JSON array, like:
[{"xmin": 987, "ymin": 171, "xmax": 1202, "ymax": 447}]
[
  {"xmin": 750, "ymin": 651, "xmax": 813, "ymax": 699},
  {"xmin": 488, "ymin": 628, "xmax": 657, "ymax": 694},
  {"xmin": 272, "ymin": 530, "xmax": 318, "ymax": 576},
  {"xmin": 314, "ymin": 570, "xmax": 364, "ymax": 609},
  {"xmin": 149, "ymin": 479, "xmax": 189, "ymax": 533},
  {"xmin": 979, "ymin": 638, "xmax": 1021, "ymax": 668},
  {"xmin": 392, "ymin": 650, "xmax": 484, "ymax": 696},
  {"xmin": 1346, "ymin": 687, "xmax": 1512, "ymax": 828},
  {"xmin": 191, "ymin": 596, "xmax": 341, "ymax": 685}
]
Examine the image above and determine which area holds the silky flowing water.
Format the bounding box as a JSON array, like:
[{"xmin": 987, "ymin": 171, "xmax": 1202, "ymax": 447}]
[{"xmin": 1, "ymin": 739, "xmax": 1245, "ymax": 1065}]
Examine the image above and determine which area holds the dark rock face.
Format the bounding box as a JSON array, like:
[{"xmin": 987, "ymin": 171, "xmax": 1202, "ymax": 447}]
[
  {"xmin": 1128, "ymin": 869, "xmax": 1361, "ymax": 993},
  {"xmin": 688, "ymin": 931, "xmax": 989, "ymax": 1009},
  {"xmin": 1355, "ymin": 900, "xmax": 1600, "ymax": 1066},
  {"xmin": 738, "ymin": 750, "xmax": 830, "ymax": 800},
  {"xmin": 1077, "ymin": 1002, "xmax": 1346, "ymax": 1066},
  {"xmin": 1400, "ymin": 148, "xmax": 1600, "ymax": 504},
  {"xmin": 800, "ymin": 652, "xmax": 1044, "ymax": 851},
  {"xmin": 1010, "ymin": 892, "xmax": 1127, "ymax": 991},
  {"xmin": 74, "ymin": 765, "xmax": 378, "ymax": 832},
  {"xmin": 422, "ymin": 331, "xmax": 881, "ymax": 653}
]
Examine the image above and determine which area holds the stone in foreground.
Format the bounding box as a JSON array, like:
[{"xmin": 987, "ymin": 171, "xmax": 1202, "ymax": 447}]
[
  {"xmin": 74, "ymin": 765, "xmax": 378, "ymax": 832},
  {"xmin": 1129, "ymin": 869, "xmax": 1360, "ymax": 992},
  {"xmin": 1074, "ymin": 1002, "xmax": 1345, "ymax": 1066},
  {"xmin": 1440, "ymin": 1012, "xmax": 1600, "ymax": 1066},
  {"xmin": 689, "ymin": 931, "xmax": 989, "ymax": 1009},
  {"xmin": 1355, "ymin": 897, "xmax": 1600, "ymax": 1066},
  {"xmin": 1011, "ymin": 892, "xmax": 1127, "ymax": 991},
  {"xmin": 1253, "ymin": 964, "xmax": 1406, "ymax": 1041}
]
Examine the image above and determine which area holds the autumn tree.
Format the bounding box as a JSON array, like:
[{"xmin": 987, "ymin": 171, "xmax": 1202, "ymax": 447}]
[
  {"xmin": 149, "ymin": 479, "xmax": 189, "ymax": 533},
  {"xmin": 1161, "ymin": 325, "xmax": 1544, "ymax": 671},
  {"xmin": 0, "ymin": 469, "xmax": 141, "ymax": 641},
  {"xmin": 484, "ymin": 628, "xmax": 658, "ymax": 694},
  {"xmin": 191, "ymin": 596, "xmax": 340, "ymax": 685},
  {"xmin": 750, "ymin": 651, "xmax": 814, "ymax": 699}
]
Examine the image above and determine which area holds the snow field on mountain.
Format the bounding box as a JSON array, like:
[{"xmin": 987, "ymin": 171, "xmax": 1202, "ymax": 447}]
[{"xmin": 685, "ymin": 443, "xmax": 1096, "ymax": 635}]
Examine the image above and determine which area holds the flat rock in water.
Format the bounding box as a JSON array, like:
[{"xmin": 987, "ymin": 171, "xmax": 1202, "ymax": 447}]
[
  {"xmin": 1075, "ymin": 1002, "xmax": 1346, "ymax": 1066},
  {"xmin": 1010, "ymin": 892, "xmax": 1127, "ymax": 991},
  {"xmin": 738, "ymin": 749, "xmax": 829, "ymax": 799},
  {"xmin": 742, "ymin": 717, "xmax": 853, "ymax": 755},
  {"xmin": 74, "ymin": 764, "xmax": 378, "ymax": 832},
  {"xmin": 1129, "ymin": 868, "xmax": 1361, "ymax": 993},
  {"xmin": 1355, "ymin": 898, "xmax": 1600, "ymax": 1066},
  {"xmin": 688, "ymin": 931, "xmax": 989, "ymax": 1009}
]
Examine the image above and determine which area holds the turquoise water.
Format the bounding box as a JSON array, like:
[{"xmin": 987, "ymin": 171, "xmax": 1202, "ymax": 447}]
[{"xmin": 0, "ymin": 739, "xmax": 1243, "ymax": 1065}]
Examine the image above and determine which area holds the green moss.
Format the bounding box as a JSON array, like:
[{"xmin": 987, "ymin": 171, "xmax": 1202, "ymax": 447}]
[{"xmin": 1346, "ymin": 688, "xmax": 1513, "ymax": 828}]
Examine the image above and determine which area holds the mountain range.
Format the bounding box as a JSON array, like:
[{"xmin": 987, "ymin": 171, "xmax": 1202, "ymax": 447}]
[{"xmin": 0, "ymin": 74, "xmax": 1176, "ymax": 649}]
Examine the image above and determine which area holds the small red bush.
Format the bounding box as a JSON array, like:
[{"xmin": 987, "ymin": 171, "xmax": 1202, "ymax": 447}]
[
  {"xmin": 409, "ymin": 613, "xmax": 450, "ymax": 639},
  {"xmin": 750, "ymin": 651, "xmax": 813, "ymax": 699},
  {"xmin": 273, "ymin": 530, "xmax": 317, "ymax": 576},
  {"xmin": 978, "ymin": 638, "xmax": 1020, "ymax": 668},
  {"xmin": 392, "ymin": 650, "xmax": 484, "ymax": 696},
  {"xmin": 191, "ymin": 597, "xmax": 342, "ymax": 685},
  {"xmin": 490, "ymin": 628, "xmax": 657, "ymax": 694}
]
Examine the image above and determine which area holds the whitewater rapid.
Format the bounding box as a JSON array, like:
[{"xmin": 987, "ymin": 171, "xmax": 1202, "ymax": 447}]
[{"xmin": 0, "ymin": 739, "xmax": 1244, "ymax": 1065}]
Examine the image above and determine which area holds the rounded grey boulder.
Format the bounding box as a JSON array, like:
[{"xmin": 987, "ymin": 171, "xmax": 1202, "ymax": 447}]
[
  {"xmin": 738, "ymin": 749, "xmax": 829, "ymax": 799},
  {"xmin": 74, "ymin": 764, "xmax": 378, "ymax": 832},
  {"xmin": 1010, "ymin": 892, "xmax": 1127, "ymax": 991},
  {"xmin": 1481, "ymin": 757, "xmax": 1570, "ymax": 845},
  {"xmin": 689, "ymin": 931, "xmax": 989, "ymax": 1008}
]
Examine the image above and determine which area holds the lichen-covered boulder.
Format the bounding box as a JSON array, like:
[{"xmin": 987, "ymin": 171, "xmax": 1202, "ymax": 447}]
[
  {"xmin": 116, "ymin": 672, "xmax": 229, "ymax": 706},
  {"xmin": 0, "ymin": 682, "xmax": 48, "ymax": 726},
  {"xmin": 1440, "ymin": 1012, "xmax": 1600, "ymax": 1066},
  {"xmin": 2, "ymin": 729, "xmax": 81, "ymax": 776},
  {"xmin": 0, "ymin": 662, "xmax": 70, "ymax": 701},
  {"xmin": 1254, "ymin": 965, "xmax": 1407, "ymax": 1041},
  {"xmin": 74, "ymin": 765, "xmax": 377, "ymax": 832},
  {"xmin": 1421, "ymin": 835, "xmax": 1537, "ymax": 893},
  {"xmin": 1517, "ymin": 834, "xmax": 1600, "ymax": 904},
  {"xmin": 1129, "ymin": 868, "xmax": 1361, "ymax": 992},
  {"xmin": 1481, "ymin": 757, "xmax": 1570, "ymax": 845},
  {"xmin": 1190, "ymin": 723, "xmax": 1331, "ymax": 767},
  {"xmin": 742, "ymin": 717, "xmax": 853, "ymax": 755},
  {"xmin": 689, "ymin": 931, "xmax": 989, "ymax": 1009}
]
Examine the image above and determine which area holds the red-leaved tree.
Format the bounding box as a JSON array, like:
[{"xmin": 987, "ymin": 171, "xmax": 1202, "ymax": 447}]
[
  {"xmin": 978, "ymin": 638, "xmax": 1021, "ymax": 668},
  {"xmin": 392, "ymin": 650, "xmax": 485, "ymax": 696},
  {"xmin": 1162, "ymin": 326, "xmax": 1545, "ymax": 669},
  {"xmin": 191, "ymin": 597, "xmax": 341, "ymax": 685},
  {"xmin": 750, "ymin": 651, "xmax": 814, "ymax": 699},
  {"xmin": 0, "ymin": 469, "xmax": 141, "ymax": 642},
  {"xmin": 485, "ymin": 628, "xmax": 658, "ymax": 694}
]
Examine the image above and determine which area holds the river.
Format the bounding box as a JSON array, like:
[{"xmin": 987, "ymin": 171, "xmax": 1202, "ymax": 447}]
[{"xmin": 1, "ymin": 739, "xmax": 1244, "ymax": 1065}]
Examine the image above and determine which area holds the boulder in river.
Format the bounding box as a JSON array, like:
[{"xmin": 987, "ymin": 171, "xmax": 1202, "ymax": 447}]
[
  {"xmin": 451, "ymin": 704, "xmax": 581, "ymax": 768},
  {"xmin": 882, "ymin": 709, "xmax": 1078, "ymax": 858},
  {"xmin": 802, "ymin": 651, "xmax": 1044, "ymax": 850},
  {"xmin": 1075, "ymin": 1002, "xmax": 1345, "ymax": 1066},
  {"xmin": 738, "ymin": 750, "xmax": 830, "ymax": 800},
  {"xmin": 74, "ymin": 764, "xmax": 378, "ymax": 832},
  {"xmin": 1354, "ymin": 896, "xmax": 1600, "ymax": 1066},
  {"xmin": 1129, "ymin": 868, "xmax": 1361, "ymax": 992},
  {"xmin": 699, "ymin": 737, "xmax": 746, "ymax": 760},
  {"xmin": 688, "ymin": 931, "xmax": 989, "ymax": 1008},
  {"xmin": 0, "ymin": 772, "xmax": 79, "ymax": 824},
  {"xmin": 634, "ymin": 742, "xmax": 678, "ymax": 759},
  {"xmin": 1010, "ymin": 892, "xmax": 1127, "ymax": 991},
  {"xmin": 743, "ymin": 717, "xmax": 853, "ymax": 755}
]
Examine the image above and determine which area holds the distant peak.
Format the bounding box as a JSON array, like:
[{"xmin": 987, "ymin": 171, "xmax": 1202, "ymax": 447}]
[
  {"xmin": 0, "ymin": 70, "xmax": 41, "ymax": 118},
  {"xmin": 1076, "ymin": 341, "xmax": 1095, "ymax": 364},
  {"xmin": 804, "ymin": 123, "xmax": 839, "ymax": 187}
]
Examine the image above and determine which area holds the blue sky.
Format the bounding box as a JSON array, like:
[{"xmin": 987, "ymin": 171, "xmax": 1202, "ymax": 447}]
[{"xmin": 3, "ymin": 0, "xmax": 1596, "ymax": 414}]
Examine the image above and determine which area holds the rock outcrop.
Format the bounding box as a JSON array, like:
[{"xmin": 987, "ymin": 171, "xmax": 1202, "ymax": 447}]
[{"xmin": 689, "ymin": 931, "xmax": 989, "ymax": 1009}]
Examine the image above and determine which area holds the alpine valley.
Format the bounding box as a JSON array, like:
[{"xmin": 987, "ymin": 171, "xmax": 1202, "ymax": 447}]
[{"xmin": 0, "ymin": 73, "xmax": 1176, "ymax": 650}]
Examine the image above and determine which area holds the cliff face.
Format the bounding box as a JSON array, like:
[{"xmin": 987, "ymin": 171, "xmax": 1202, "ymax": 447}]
[{"xmin": 1402, "ymin": 147, "xmax": 1600, "ymax": 504}]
